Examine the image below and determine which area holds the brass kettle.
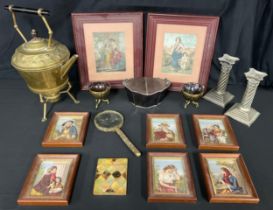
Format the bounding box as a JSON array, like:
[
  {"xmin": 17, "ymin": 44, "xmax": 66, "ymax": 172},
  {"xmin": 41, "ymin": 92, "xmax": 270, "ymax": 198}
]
[{"xmin": 5, "ymin": 5, "xmax": 80, "ymax": 121}]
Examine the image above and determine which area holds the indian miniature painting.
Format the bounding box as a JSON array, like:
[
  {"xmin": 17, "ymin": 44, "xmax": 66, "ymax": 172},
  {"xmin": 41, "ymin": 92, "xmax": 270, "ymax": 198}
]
[{"xmin": 93, "ymin": 158, "xmax": 128, "ymax": 195}]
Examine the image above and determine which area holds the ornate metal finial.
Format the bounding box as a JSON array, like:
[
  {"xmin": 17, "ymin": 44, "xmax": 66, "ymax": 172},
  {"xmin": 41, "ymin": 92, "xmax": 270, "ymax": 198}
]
[{"xmin": 31, "ymin": 29, "xmax": 37, "ymax": 38}]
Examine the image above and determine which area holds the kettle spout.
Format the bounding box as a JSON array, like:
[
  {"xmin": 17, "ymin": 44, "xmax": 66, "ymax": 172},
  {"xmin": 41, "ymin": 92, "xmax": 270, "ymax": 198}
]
[{"xmin": 61, "ymin": 54, "xmax": 79, "ymax": 79}]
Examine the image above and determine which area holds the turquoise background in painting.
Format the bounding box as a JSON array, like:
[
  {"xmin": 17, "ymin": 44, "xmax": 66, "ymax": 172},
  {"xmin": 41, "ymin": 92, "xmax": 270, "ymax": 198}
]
[{"xmin": 163, "ymin": 32, "xmax": 197, "ymax": 48}]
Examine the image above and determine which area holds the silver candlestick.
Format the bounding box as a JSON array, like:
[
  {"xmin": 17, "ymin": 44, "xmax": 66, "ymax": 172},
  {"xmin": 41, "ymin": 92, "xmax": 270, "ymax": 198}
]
[
  {"xmin": 203, "ymin": 54, "xmax": 240, "ymax": 107},
  {"xmin": 225, "ymin": 68, "xmax": 267, "ymax": 127}
]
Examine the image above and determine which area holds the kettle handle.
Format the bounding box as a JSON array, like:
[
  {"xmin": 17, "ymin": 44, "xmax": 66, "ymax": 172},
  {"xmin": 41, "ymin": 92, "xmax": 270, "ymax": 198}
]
[{"xmin": 5, "ymin": 5, "xmax": 53, "ymax": 47}]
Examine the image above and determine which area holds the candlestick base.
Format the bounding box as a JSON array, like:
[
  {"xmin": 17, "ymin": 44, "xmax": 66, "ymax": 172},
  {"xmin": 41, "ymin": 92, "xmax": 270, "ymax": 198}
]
[
  {"xmin": 225, "ymin": 103, "xmax": 260, "ymax": 127},
  {"xmin": 203, "ymin": 89, "xmax": 234, "ymax": 107}
]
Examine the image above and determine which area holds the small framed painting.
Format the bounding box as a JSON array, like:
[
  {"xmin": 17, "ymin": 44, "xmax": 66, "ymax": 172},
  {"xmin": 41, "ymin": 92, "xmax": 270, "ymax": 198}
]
[
  {"xmin": 146, "ymin": 114, "xmax": 186, "ymax": 149},
  {"xmin": 93, "ymin": 158, "xmax": 128, "ymax": 195},
  {"xmin": 145, "ymin": 13, "xmax": 219, "ymax": 91},
  {"xmin": 42, "ymin": 112, "xmax": 89, "ymax": 148},
  {"xmin": 72, "ymin": 12, "xmax": 143, "ymax": 89},
  {"xmin": 192, "ymin": 114, "xmax": 239, "ymax": 151},
  {"xmin": 147, "ymin": 152, "xmax": 196, "ymax": 203},
  {"xmin": 17, "ymin": 154, "xmax": 80, "ymax": 206},
  {"xmin": 199, "ymin": 153, "xmax": 259, "ymax": 203}
]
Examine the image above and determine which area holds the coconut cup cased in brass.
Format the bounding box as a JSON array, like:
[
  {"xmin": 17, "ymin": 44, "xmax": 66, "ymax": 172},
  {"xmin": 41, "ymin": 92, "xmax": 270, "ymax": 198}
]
[
  {"xmin": 181, "ymin": 83, "xmax": 205, "ymax": 108},
  {"xmin": 88, "ymin": 82, "xmax": 111, "ymax": 109}
]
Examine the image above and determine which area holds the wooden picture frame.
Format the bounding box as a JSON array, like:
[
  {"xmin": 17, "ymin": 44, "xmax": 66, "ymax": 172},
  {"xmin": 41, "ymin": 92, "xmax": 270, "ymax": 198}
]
[
  {"xmin": 146, "ymin": 114, "xmax": 186, "ymax": 149},
  {"xmin": 72, "ymin": 12, "xmax": 143, "ymax": 89},
  {"xmin": 199, "ymin": 153, "xmax": 259, "ymax": 203},
  {"xmin": 17, "ymin": 154, "xmax": 80, "ymax": 206},
  {"xmin": 147, "ymin": 152, "xmax": 196, "ymax": 203},
  {"xmin": 145, "ymin": 13, "xmax": 219, "ymax": 91},
  {"xmin": 192, "ymin": 114, "xmax": 239, "ymax": 151},
  {"xmin": 42, "ymin": 112, "xmax": 89, "ymax": 148}
]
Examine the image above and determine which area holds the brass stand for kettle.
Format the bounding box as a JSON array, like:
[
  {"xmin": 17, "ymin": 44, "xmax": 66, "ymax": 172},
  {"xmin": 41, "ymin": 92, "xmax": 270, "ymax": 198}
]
[{"xmin": 6, "ymin": 5, "xmax": 80, "ymax": 122}]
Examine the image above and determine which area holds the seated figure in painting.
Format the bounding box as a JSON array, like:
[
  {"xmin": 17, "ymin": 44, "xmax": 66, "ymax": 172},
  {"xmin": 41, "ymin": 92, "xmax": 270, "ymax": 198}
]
[
  {"xmin": 218, "ymin": 167, "xmax": 243, "ymax": 194},
  {"xmin": 56, "ymin": 120, "xmax": 78, "ymax": 140},
  {"xmin": 202, "ymin": 124, "xmax": 227, "ymax": 144},
  {"xmin": 31, "ymin": 166, "xmax": 58, "ymax": 195},
  {"xmin": 153, "ymin": 122, "xmax": 175, "ymax": 142},
  {"xmin": 48, "ymin": 177, "xmax": 64, "ymax": 195},
  {"xmin": 158, "ymin": 165, "xmax": 180, "ymax": 193}
]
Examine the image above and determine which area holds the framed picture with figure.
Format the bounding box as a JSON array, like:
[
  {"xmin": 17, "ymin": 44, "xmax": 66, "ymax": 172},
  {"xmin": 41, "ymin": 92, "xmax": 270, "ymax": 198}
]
[
  {"xmin": 17, "ymin": 154, "xmax": 80, "ymax": 206},
  {"xmin": 146, "ymin": 114, "xmax": 186, "ymax": 149},
  {"xmin": 144, "ymin": 13, "xmax": 219, "ymax": 91},
  {"xmin": 199, "ymin": 153, "xmax": 259, "ymax": 203},
  {"xmin": 42, "ymin": 112, "xmax": 89, "ymax": 148},
  {"xmin": 147, "ymin": 152, "xmax": 196, "ymax": 202},
  {"xmin": 192, "ymin": 114, "xmax": 239, "ymax": 151},
  {"xmin": 72, "ymin": 12, "xmax": 143, "ymax": 89}
]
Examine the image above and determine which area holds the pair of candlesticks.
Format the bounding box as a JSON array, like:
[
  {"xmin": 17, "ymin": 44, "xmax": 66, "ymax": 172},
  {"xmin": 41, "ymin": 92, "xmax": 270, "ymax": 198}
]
[{"xmin": 203, "ymin": 54, "xmax": 267, "ymax": 127}]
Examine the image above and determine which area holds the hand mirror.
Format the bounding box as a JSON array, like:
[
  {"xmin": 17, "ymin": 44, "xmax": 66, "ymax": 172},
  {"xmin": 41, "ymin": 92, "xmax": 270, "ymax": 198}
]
[{"xmin": 94, "ymin": 110, "xmax": 141, "ymax": 157}]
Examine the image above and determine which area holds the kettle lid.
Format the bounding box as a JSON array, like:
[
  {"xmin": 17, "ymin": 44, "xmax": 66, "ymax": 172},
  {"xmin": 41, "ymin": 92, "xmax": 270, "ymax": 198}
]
[{"xmin": 11, "ymin": 30, "xmax": 70, "ymax": 71}]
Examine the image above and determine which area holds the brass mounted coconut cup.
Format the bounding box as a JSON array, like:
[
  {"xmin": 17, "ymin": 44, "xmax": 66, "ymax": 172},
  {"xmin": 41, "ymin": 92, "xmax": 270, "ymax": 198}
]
[
  {"xmin": 88, "ymin": 82, "xmax": 111, "ymax": 109},
  {"xmin": 5, "ymin": 5, "xmax": 80, "ymax": 122},
  {"xmin": 181, "ymin": 83, "xmax": 205, "ymax": 108}
]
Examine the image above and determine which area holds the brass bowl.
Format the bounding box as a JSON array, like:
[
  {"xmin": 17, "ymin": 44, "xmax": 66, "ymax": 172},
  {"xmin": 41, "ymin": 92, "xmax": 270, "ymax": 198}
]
[
  {"xmin": 181, "ymin": 83, "xmax": 205, "ymax": 108},
  {"xmin": 88, "ymin": 82, "xmax": 111, "ymax": 109}
]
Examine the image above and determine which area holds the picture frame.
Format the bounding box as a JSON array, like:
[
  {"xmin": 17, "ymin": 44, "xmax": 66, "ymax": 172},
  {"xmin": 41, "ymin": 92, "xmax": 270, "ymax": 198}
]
[
  {"xmin": 199, "ymin": 153, "xmax": 259, "ymax": 203},
  {"xmin": 147, "ymin": 152, "xmax": 196, "ymax": 203},
  {"xmin": 146, "ymin": 114, "xmax": 186, "ymax": 149},
  {"xmin": 93, "ymin": 158, "xmax": 128, "ymax": 195},
  {"xmin": 144, "ymin": 13, "xmax": 219, "ymax": 91},
  {"xmin": 72, "ymin": 12, "xmax": 143, "ymax": 89},
  {"xmin": 17, "ymin": 154, "xmax": 80, "ymax": 206},
  {"xmin": 192, "ymin": 114, "xmax": 239, "ymax": 151},
  {"xmin": 42, "ymin": 112, "xmax": 90, "ymax": 148}
]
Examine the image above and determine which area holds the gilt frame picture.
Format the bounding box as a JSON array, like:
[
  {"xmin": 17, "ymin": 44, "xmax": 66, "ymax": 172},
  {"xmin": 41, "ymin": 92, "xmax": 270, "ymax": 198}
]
[
  {"xmin": 192, "ymin": 114, "xmax": 239, "ymax": 151},
  {"xmin": 199, "ymin": 153, "xmax": 259, "ymax": 203},
  {"xmin": 72, "ymin": 12, "xmax": 143, "ymax": 89},
  {"xmin": 144, "ymin": 13, "xmax": 219, "ymax": 91},
  {"xmin": 17, "ymin": 154, "xmax": 80, "ymax": 206},
  {"xmin": 146, "ymin": 114, "xmax": 186, "ymax": 149},
  {"xmin": 42, "ymin": 112, "xmax": 90, "ymax": 148},
  {"xmin": 147, "ymin": 152, "xmax": 196, "ymax": 203}
]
